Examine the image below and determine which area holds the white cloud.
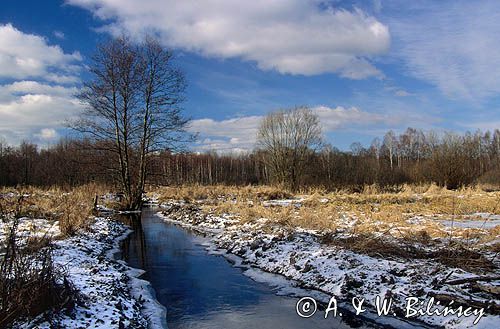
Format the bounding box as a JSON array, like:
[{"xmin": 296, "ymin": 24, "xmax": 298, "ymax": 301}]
[
  {"xmin": 0, "ymin": 81, "xmax": 78, "ymax": 102},
  {"xmin": 314, "ymin": 105, "xmax": 388, "ymax": 130},
  {"xmin": 388, "ymin": 0, "xmax": 500, "ymax": 100},
  {"xmin": 0, "ymin": 24, "xmax": 81, "ymax": 81},
  {"xmin": 189, "ymin": 106, "xmax": 399, "ymax": 152},
  {"xmin": 0, "ymin": 93, "xmax": 82, "ymax": 143},
  {"xmin": 394, "ymin": 89, "xmax": 411, "ymax": 97},
  {"xmin": 53, "ymin": 30, "xmax": 65, "ymax": 39},
  {"xmin": 189, "ymin": 116, "xmax": 262, "ymax": 153},
  {"xmin": 67, "ymin": 0, "xmax": 390, "ymax": 78},
  {"xmin": 36, "ymin": 128, "xmax": 59, "ymax": 140},
  {"xmin": 0, "ymin": 24, "xmax": 83, "ymax": 144}
]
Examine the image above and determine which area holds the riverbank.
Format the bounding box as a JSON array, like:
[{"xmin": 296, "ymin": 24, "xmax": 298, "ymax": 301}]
[
  {"xmin": 0, "ymin": 187, "xmax": 168, "ymax": 328},
  {"xmin": 2, "ymin": 216, "xmax": 165, "ymax": 328},
  {"xmin": 3, "ymin": 184, "xmax": 499, "ymax": 328},
  {"xmin": 126, "ymin": 207, "xmax": 383, "ymax": 329},
  {"xmin": 158, "ymin": 199, "xmax": 500, "ymax": 329}
]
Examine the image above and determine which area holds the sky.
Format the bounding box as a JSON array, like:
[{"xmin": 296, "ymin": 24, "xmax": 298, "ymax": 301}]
[{"xmin": 0, "ymin": 0, "xmax": 499, "ymax": 152}]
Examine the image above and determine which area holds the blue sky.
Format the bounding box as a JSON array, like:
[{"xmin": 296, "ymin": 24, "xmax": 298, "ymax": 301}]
[{"xmin": 0, "ymin": 0, "xmax": 499, "ymax": 151}]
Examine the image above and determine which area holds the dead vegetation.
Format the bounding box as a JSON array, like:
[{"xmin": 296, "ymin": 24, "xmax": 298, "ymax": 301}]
[
  {"xmin": 150, "ymin": 184, "xmax": 293, "ymax": 203},
  {"xmin": 154, "ymin": 183, "xmax": 500, "ymax": 272},
  {"xmin": 0, "ymin": 184, "xmax": 115, "ymax": 326},
  {"xmin": 0, "ymin": 184, "xmax": 109, "ymax": 236},
  {"xmin": 322, "ymin": 232, "xmax": 496, "ymax": 272},
  {"xmin": 0, "ymin": 219, "xmax": 76, "ymax": 327}
]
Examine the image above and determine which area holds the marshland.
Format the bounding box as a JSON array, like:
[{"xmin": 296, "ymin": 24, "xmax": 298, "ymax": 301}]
[{"xmin": 2, "ymin": 1, "xmax": 500, "ymax": 328}]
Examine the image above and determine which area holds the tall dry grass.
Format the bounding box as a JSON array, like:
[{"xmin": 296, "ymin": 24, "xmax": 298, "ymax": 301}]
[
  {"xmin": 150, "ymin": 184, "xmax": 292, "ymax": 203},
  {"xmin": 0, "ymin": 219, "xmax": 76, "ymax": 327},
  {"xmin": 154, "ymin": 184, "xmax": 500, "ymax": 255},
  {"xmin": 0, "ymin": 184, "xmax": 111, "ymax": 326},
  {"xmin": 1, "ymin": 183, "xmax": 110, "ymax": 236},
  {"xmin": 157, "ymin": 183, "xmax": 500, "ymax": 272}
]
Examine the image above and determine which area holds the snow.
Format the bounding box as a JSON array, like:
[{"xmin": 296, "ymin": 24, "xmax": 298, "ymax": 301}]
[
  {"xmin": 5, "ymin": 196, "xmax": 498, "ymax": 328},
  {"xmin": 4, "ymin": 217, "xmax": 166, "ymax": 329},
  {"xmin": 262, "ymin": 198, "xmax": 303, "ymax": 207},
  {"xmin": 158, "ymin": 201, "xmax": 500, "ymax": 329},
  {"xmin": 0, "ymin": 217, "xmax": 60, "ymax": 250},
  {"xmin": 440, "ymin": 219, "xmax": 500, "ymax": 229},
  {"xmin": 473, "ymin": 213, "xmax": 500, "ymax": 220}
]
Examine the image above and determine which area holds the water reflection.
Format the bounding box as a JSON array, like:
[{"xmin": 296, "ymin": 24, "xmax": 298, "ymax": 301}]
[
  {"xmin": 123, "ymin": 207, "xmax": 376, "ymax": 329},
  {"xmin": 119, "ymin": 212, "xmax": 148, "ymax": 269}
]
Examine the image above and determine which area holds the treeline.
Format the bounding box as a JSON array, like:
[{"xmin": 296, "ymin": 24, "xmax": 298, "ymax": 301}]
[
  {"xmin": 1, "ymin": 127, "xmax": 499, "ymax": 190},
  {"xmin": 315, "ymin": 127, "xmax": 500, "ymax": 189}
]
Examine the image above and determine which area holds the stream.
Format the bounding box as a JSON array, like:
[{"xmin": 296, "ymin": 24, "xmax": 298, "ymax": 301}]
[{"xmin": 122, "ymin": 207, "xmax": 378, "ymax": 329}]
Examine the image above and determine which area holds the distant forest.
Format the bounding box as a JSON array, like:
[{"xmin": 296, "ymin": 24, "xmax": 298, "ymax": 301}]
[{"xmin": 1, "ymin": 127, "xmax": 499, "ymax": 190}]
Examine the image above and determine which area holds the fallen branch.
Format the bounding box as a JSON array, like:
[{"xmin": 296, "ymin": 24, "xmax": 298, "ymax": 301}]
[
  {"xmin": 471, "ymin": 282, "xmax": 500, "ymax": 297},
  {"xmin": 445, "ymin": 275, "xmax": 500, "ymax": 285}
]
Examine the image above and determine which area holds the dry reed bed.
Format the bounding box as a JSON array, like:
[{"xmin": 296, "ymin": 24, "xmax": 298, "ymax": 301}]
[
  {"xmin": 0, "ymin": 221, "xmax": 76, "ymax": 327},
  {"xmin": 151, "ymin": 184, "xmax": 500, "ymax": 262},
  {"xmin": 1, "ymin": 184, "xmax": 110, "ymax": 236},
  {"xmin": 0, "ymin": 186, "xmax": 100, "ymax": 327}
]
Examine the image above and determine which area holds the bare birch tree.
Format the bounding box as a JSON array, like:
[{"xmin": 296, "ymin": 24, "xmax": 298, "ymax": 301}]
[
  {"xmin": 257, "ymin": 106, "xmax": 322, "ymax": 190},
  {"xmin": 383, "ymin": 130, "xmax": 396, "ymax": 170},
  {"xmin": 72, "ymin": 36, "xmax": 189, "ymax": 209}
]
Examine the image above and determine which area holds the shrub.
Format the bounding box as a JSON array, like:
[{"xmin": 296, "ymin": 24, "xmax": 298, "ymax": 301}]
[{"xmin": 0, "ymin": 219, "xmax": 76, "ymax": 327}]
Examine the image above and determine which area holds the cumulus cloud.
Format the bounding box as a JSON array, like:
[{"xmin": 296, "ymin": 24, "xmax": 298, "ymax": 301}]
[
  {"xmin": 0, "ymin": 24, "xmax": 83, "ymax": 144},
  {"xmin": 189, "ymin": 116, "xmax": 262, "ymax": 153},
  {"xmin": 67, "ymin": 0, "xmax": 390, "ymax": 78},
  {"xmin": 388, "ymin": 0, "xmax": 500, "ymax": 100},
  {"xmin": 0, "ymin": 93, "xmax": 82, "ymax": 142},
  {"xmin": 189, "ymin": 106, "xmax": 399, "ymax": 153},
  {"xmin": 0, "ymin": 24, "xmax": 81, "ymax": 81},
  {"xmin": 0, "ymin": 81, "xmax": 78, "ymax": 102}
]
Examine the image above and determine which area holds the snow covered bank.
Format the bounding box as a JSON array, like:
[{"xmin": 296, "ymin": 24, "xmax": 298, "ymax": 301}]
[
  {"xmin": 159, "ymin": 202, "xmax": 500, "ymax": 329},
  {"xmin": 7, "ymin": 217, "xmax": 166, "ymax": 329},
  {"xmin": 0, "ymin": 217, "xmax": 60, "ymax": 250}
]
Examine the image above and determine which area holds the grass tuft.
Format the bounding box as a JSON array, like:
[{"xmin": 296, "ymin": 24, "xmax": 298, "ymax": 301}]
[{"xmin": 0, "ymin": 219, "xmax": 77, "ymax": 327}]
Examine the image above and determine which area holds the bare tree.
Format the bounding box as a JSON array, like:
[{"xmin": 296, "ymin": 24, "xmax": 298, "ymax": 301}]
[
  {"xmin": 493, "ymin": 129, "xmax": 500, "ymax": 159},
  {"xmin": 383, "ymin": 130, "xmax": 397, "ymax": 170},
  {"xmin": 370, "ymin": 137, "xmax": 381, "ymax": 163},
  {"xmin": 3, "ymin": 127, "xmax": 500, "ymax": 189},
  {"xmin": 257, "ymin": 106, "xmax": 322, "ymax": 190},
  {"xmin": 72, "ymin": 36, "xmax": 189, "ymax": 209}
]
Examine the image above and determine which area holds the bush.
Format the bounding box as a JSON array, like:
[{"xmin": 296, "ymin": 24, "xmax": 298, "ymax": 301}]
[{"xmin": 0, "ymin": 219, "xmax": 76, "ymax": 327}]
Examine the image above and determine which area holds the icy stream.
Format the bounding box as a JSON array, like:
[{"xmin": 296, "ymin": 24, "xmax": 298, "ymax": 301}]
[{"xmin": 122, "ymin": 207, "xmax": 379, "ymax": 329}]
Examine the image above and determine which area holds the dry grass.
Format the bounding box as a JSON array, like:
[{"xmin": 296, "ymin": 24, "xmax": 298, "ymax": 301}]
[
  {"xmin": 1, "ymin": 183, "xmax": 109, "ymax": 236},
  {"xmin": 149, "ymin": 184, "xmax": 292, "ymax": 203},
  {"xmin": 0, "ymin": 184, "xmax": 115, "ymax": 326},
  {"xmin": 153, "ymin": 184, "xmax": 500, "ymax": 270},
  {"xmin": 0, "ymin": 219, "xmax": 76, "ymax": 327}
]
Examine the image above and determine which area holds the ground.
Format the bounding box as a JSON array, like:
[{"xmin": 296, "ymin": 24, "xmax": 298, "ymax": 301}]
[
  {"xmin": 152, "ymin": 184, "xmax": 500, "ymax": 328},
  {"xmin": 0, "ymin": 189, "xmax": 165, "ymax": 329},
  {"xmin": 1, "ymin": 185, "xmax": 499, "ymax": 328}
]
